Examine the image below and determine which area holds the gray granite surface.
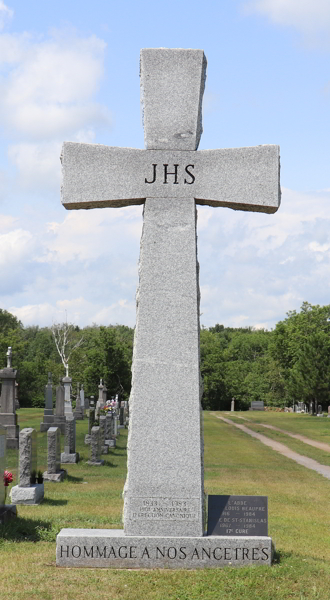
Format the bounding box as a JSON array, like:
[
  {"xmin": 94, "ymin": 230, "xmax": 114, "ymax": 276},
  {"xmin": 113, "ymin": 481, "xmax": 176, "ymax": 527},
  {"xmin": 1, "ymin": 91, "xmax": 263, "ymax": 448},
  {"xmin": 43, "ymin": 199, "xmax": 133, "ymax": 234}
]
[
  {"xmin": 47, "ymin": 427, "xmax": 61, "ymax": 474},
  {"xmin": 0, "ymin": 425, "xmax": 6, "ymax": 505},
  {"xmin": 11, "ymin": 483, "xmax": 44, "ymax": 505},
  {"xmin": 19, "ymin": 428, "xmax": 37, "ymax": 487},
  {"xmin": 61, "ymin": 144, "xmax": 280, "ymax": 213},
  {"xmin": 56, "ymin": 529, "xmax": 273, "ymax": 568}
]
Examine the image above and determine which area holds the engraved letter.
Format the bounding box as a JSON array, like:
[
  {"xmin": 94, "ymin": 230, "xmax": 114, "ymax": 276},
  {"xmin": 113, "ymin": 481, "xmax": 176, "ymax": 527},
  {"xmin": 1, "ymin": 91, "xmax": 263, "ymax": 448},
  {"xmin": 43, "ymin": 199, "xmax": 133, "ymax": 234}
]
[
  {"xmin": 118, "ymin": 546, "xmax": 128, "ymax": 558},
  {"xmin": 163, "ymin": 164, "xmax": 179, "ymax": 184},
  {"xmin": 83, "ymin": 547, "xmax": 94, "ymax": 558},
  {"xmin": 145, "ymin": 164, "xmax": 157, "ymax": 184},
  {"xmin": 72, "ymin": 545, "xmax": 82, "ymax": 558},
  {"xmin": 184, "ymin": 164, "xmax": 195, "ymax": 184},
  {"xmin": 60, "ymin": 545, "xmax": 69, "ymax": 558}
]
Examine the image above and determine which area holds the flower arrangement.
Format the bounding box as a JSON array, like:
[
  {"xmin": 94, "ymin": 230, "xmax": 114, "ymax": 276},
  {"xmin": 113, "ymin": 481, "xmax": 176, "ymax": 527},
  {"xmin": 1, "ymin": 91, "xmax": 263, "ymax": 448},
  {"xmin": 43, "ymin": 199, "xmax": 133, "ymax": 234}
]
[
  {"xmin": 3, "ymin": 470, "xmax": 13, "ymax": 504},
  {"xmin": 4, "ymin": 470, "xmax": 13, "ymax": 487}
]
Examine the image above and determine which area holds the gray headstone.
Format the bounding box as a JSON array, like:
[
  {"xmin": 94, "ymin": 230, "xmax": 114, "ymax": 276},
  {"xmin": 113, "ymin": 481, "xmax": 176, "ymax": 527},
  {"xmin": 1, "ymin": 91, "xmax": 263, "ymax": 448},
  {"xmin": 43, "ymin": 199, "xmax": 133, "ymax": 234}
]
[
  {"xmin": 231, "ymin": 400, "xmax": 235, "ymax": 412},
  {"xmin": 10, "ymin": 426, "xmax": 44, "ymax": 505},
  {"xmin": 40, "ymin": 372, "xmax": 55, "ymax": 431},
  {"xmin": 80, "ymin": 385, "xmax": 85, "ymax": 409},
  {"xmin": 89, "ymin": 407, "xmax": 95, "ymax": 434},
  {"xmin": 43, "ymin": 426, "xmax": 66, "ymax": 481},
  {"xmin": 63, "ymin": 376, "xmax": 73, "ymax": 416},
  {"xmin": 0, "ymin": 348, "xmax": 19, "ymax": 448},
  {"xmin": 47, "ymin": 427, "xmax": 61, "ymax": 474},
  {"xmin": 88, "ymin": 426, "xmax": 104, "ymax": 466},
  {"xmin": 61, "ymin": 417, "xmax": 79, "ymax": 463},
  {"xmin": 18, "ymin": 428, "xmax": 37, "ymax": 487},
  {"xmin": 57, "ymin": 47, "xmax": 278, "ymax": 566},
  {"xmin": 0, "ymin": 425, "xmax": 6, "ymax": 506}
]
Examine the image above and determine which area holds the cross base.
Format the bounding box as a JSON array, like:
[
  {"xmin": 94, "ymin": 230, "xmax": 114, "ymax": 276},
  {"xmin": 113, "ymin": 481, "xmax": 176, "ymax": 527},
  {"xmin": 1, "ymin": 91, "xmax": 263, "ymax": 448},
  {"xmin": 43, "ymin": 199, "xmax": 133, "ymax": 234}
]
[{"xmin": 56, "ymin": 529, "xmax": 273, "ymax": 568}]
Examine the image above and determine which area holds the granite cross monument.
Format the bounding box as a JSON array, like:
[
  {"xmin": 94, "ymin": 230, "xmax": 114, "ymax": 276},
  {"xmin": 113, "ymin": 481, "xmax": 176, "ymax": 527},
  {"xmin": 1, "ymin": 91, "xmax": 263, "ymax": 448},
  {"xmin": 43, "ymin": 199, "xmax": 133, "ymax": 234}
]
[{"xmin": 56, "ymin": 48, "xmax": 280, "ymax": 568}]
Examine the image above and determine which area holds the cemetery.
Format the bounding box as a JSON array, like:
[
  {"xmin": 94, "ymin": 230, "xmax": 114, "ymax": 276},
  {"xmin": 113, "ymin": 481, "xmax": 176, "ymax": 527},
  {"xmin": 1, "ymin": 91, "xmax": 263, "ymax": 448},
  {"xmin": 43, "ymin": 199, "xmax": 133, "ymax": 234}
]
[{"xmin": 0, "ymin": 41, "xmax": 330, "ymax": 600}]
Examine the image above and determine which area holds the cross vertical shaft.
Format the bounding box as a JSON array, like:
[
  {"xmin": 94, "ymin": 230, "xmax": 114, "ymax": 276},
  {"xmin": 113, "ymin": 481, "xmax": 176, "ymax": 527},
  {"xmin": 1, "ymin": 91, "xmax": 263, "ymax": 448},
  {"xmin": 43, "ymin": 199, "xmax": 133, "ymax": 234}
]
[{"xmin": 123, "ymin": 50, "xmax": 206, "ymax": 536}]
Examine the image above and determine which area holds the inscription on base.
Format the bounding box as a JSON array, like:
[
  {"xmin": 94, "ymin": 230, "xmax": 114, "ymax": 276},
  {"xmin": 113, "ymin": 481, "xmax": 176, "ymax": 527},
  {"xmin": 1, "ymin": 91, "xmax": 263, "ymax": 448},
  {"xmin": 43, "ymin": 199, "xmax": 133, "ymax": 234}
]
[
  {"xmin": 208, "ymin": 495, "xmax": 268, "ymax": 536},
  {"xmin": 129, "ymin": 497, "xmax": 200, "ymax": 522}
]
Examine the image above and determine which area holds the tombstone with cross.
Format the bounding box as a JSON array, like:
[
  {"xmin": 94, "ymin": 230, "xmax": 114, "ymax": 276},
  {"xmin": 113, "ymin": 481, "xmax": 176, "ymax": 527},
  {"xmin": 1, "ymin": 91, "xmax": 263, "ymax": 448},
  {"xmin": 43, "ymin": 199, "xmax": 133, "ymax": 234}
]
[
  {"xmin": 0, "ymin": 347, "xmax": 19, "ymax": 449},
  {"xmin": 56, "ymin": 48, "xmax": 279, "ymax": 569}
]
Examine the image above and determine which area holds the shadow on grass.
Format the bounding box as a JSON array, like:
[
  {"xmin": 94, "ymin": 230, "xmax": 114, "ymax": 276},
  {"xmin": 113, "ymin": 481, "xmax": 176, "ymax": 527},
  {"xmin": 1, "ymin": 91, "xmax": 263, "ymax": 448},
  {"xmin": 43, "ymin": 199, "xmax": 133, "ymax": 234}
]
[
  {"xmin": 42, "ymin": 498, "xmax": 68, "ymax": 506},
  {"xmin": 103, "ymin": 460, "xmax": 117, "ymax": 468},
  {"xmin": 65, "ymin": 474, "xmax": 84, "ymax": 483},
  {"xmin": 273, "ymin": 549, "xmax": 292, "ymax": 564},
  {"xmin": 0, "ymin": 516, "xmax": 53, "ymax": 542}
]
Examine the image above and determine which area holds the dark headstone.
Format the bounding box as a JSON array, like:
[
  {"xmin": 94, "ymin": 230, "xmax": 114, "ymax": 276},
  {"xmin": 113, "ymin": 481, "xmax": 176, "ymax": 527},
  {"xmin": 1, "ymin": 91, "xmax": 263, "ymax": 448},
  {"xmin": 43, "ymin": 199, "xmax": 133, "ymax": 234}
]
[
  {"xmin": 207, "ymin": 495, "xmax": 268, "ymax": 537},
  {"xmin": 249, "ymin": 401, "xmax": 264, "ymax": 411}
]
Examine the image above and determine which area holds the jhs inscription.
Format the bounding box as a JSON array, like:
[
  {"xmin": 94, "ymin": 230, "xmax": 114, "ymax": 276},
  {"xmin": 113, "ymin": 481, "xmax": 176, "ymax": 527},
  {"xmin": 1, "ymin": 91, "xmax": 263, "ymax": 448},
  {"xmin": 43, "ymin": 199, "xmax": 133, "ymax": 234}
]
[
  {"xmin": 145, "ymin": 164, "xmax": 195, "ymax": 185},
  {"xmin": 129, "ymin": 497, "xmax": 199, "ymax": 521}
]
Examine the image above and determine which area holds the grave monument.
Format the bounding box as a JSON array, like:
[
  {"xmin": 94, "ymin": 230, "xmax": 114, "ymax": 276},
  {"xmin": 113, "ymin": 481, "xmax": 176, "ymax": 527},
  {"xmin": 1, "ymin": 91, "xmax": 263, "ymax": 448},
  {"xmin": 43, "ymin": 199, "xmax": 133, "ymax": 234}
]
[
  {"xmin": 0, "ymin": 423, "xmax": 17, "ymax": 522},
  {"xmin": 56, "ymin": 48, "xmax": 280, "ymax": 568},
  {"xmin": 40, "ymin": 372, "xmax": 55, "ymax": 432},
  {"xmin": 0, "ymin": 347, "xmax": 19, "ymax": 449},
  {"xmin": 11, "ymin": 428, "xmax": 44, "ymax": 504}
]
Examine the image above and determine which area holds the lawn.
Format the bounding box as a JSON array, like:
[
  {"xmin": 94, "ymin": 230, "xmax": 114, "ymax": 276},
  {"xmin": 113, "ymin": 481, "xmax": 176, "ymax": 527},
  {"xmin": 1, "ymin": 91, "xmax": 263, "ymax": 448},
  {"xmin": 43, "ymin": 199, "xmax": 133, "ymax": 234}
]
[{"xmin": 0, "ymin": 409, "xmax": 330, "ymax": 600}]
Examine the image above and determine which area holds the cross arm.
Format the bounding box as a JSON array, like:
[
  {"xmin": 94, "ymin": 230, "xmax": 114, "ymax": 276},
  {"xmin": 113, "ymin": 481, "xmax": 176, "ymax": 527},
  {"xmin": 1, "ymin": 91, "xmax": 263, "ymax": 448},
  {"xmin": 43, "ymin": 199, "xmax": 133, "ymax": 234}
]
[{"xmin": 61, "ymin": 142, "xmax": 280, "ymax": 214}]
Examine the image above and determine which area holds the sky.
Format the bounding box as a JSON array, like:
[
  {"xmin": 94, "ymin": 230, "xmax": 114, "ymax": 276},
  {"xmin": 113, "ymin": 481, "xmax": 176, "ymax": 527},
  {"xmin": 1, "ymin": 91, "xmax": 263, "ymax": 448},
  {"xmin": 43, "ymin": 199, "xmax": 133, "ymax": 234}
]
[{"xmin": 0, "ymin": 0, "xmax": 329, "ymax": 331}]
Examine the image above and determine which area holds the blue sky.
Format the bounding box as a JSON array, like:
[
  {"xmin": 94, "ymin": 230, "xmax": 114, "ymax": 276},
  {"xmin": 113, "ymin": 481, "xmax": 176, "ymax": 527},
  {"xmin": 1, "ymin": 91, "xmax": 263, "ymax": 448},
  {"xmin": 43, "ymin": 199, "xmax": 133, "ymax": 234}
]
[{"xmin": 0, "ymin": 0, "xmax": 330, "ymax": 330}]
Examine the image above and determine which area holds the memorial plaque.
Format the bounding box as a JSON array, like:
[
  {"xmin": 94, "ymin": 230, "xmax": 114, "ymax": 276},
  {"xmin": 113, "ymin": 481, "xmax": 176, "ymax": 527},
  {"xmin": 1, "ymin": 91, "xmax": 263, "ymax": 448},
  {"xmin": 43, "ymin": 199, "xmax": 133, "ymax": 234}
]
[{"xmin": 207, "ymin": 495, "xmax": 268, "ymax": 536}]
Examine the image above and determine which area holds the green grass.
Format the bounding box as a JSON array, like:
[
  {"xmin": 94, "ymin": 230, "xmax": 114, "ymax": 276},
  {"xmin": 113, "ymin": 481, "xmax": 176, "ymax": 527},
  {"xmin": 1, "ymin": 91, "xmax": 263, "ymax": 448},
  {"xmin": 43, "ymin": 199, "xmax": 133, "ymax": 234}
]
[
  {"xmin": 1, "ymin": 409, "xmax": 330, "ymax": 599},
  {"xmin": 226, "ymin": 410, "xmax": 330, "ymax": 443}
]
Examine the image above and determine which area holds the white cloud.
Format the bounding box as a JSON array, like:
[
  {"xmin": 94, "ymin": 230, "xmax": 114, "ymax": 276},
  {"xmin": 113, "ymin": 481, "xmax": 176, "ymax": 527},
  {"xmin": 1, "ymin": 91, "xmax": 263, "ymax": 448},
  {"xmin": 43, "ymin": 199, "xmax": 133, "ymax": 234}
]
[
  {"xmin": 244, "ymin": 0, "xmax": 330, "ymax": 44},
  {"xmin": 0, "ymin": 30, "xmax": 109, "ymax": 140},
  {"xmin": 0, "ymin": 2, "xmax": 13, "ymax": 31},
  {"xmin": 0, "ymin": 27, "xmax": 110, "ymax": 193},
  {"xmin": 8, "ymin": 142, "xmax": 62, "ymax": 191}
]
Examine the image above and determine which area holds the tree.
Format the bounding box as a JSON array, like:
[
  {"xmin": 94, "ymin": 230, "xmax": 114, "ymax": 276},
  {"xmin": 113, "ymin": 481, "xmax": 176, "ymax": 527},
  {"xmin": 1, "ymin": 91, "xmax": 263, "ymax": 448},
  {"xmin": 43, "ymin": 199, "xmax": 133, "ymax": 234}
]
[{"xmin": 51, "ymin": 322, "xmax": 84, "ymax": 377}]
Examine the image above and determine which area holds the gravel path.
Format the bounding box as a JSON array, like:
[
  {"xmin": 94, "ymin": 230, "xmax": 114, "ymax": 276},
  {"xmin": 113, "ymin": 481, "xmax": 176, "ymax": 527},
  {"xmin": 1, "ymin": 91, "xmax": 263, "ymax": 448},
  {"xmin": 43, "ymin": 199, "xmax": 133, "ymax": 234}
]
[
  {"xmin": 212, "ymin": 414, "xmax": 330, "ymax": 480},
  {"xmin": 224, "ymin": 414, "xmax": 330, "ymax": 452}
]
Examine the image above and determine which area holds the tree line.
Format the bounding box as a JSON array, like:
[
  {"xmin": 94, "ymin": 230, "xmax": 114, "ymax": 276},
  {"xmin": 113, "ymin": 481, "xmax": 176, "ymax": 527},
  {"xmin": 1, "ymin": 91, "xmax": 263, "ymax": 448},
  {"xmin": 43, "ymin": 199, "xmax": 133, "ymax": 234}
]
[{"xmin": 0, "ymin": 301, "xmax": 329, "ymax": 410}]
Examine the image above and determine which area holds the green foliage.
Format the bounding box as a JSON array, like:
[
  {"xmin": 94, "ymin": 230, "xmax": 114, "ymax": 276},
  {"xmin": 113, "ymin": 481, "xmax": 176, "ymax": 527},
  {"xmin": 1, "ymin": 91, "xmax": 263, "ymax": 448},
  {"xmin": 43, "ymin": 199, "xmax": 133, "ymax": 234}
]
[{"xmin": 1, "ymin": 302, "xmax": 330, "ymax": 410}]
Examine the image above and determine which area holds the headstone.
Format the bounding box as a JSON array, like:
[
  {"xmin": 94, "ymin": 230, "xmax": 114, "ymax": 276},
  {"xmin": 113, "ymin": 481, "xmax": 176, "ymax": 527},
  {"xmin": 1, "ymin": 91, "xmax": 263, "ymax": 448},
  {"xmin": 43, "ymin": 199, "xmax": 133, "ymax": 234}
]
[
  {"xmin": 80, "ymin": 385, "xmax": 85, "ymax": 416},
  {"xmin": 0, "ymin": 347, "xmax": 19, "ymax": 448},
  {"xmin": 15, "ymin": 381, "xmax": 20, "ymax": 410},
  {"xmin": 87, "ymin": 426, "xmax": 104, "ymax": 466},
  {"xmin": 231, "ymin": 399, "xmax": 235, "ymax": 412},
  {"xmin": 43, "ymin": 427, "xmax": 66, "ymax": 482},
  {"xmin": 105, "ymin": 413, "xmax": 116, "ymax": 448},
  {"xmin": 85, "ymin": 405, "xmax": 95, "ymax": 445},
  {"xmin": 95, "ymin": 379, "xmax": 104, "ymax": 418},
  {"xmin": 99, "ymin": 414, "xmax": 108, "ymax": 454},
  {"xmin": 249, "ymin": 401, "xmax": 264, "ymax": 411},
  {"xmin": 40, "ymin": 372, "xmax": 55, "ymax": 431},
  {"xmin": 102, "ymin": 382, "xmax": 107, "ymax": 405},
  {"xmin": 11, "ymin": 428, "xmax": 44, "ymax": 504},
  {"xmin": 113, "ymin": 414, "xmax": 119, "ymax": 437},
  {"xmin": 61, "ymin": 417, "xmax": 79, "ymax": 463},
  {"xmin": 73, "ymin": 381, "xmax": 84, "ymax": 420},
  {"xmin": 207, "ymin": 495, "xmax": 268, "ymax": 536},
  {"xmin": 53, "ymin": 380, "xmax": 66, "ymax": 434},
  {"xmin": 84, "ymin": 394, "xmax": 90, "ymax": 410},
  {"xmin": 119, "ymin": 405, "xmax": 124, "ymax": 427},
  {"xmin": 0, "ymin": 424, "xmax": 17, "ymax": 521},
  {"xmin": 56, "ymin": 47, "xmax": 278, "ymax": 568},
  {"xmin": 328, "ymin": 406, "xmax": 330, "ymax": 418},
  {"xmin": 317, "ymin": 405, "xmax": 324, "ymax": 417},
  {"xmin": 309, "ymin": 401, "xmax": 314, "ymax": 415},
  {"xmin": 63, "ymin": 376, "xmax": 73, "ymax": 416},
  {"xmin": 0, "ymin": 426, "xmax": 6, "ymax": 506}
]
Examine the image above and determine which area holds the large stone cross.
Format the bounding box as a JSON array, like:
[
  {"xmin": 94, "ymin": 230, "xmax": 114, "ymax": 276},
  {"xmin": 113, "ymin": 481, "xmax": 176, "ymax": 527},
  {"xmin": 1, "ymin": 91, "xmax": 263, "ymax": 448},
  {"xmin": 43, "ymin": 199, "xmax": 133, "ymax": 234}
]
[{"xmin": 61, "ymin": 49, "xmax": 280, "ymax": 538}]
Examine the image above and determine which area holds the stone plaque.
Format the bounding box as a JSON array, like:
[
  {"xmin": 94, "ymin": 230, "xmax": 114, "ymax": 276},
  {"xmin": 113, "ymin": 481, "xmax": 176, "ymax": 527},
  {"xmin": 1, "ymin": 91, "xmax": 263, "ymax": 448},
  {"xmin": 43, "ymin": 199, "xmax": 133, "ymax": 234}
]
[
  {"xmin": 207, "ymin": 495, "xmax": 268, "ymax": 537},
  {"xmin": 128, "ymin": 498, "xmax": 200, "ymax": 522}
]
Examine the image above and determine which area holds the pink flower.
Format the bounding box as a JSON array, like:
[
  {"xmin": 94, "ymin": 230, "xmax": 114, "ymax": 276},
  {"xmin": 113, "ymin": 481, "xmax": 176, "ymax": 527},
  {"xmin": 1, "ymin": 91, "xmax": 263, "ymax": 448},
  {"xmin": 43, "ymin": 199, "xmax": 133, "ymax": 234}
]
[{"xmin": 4, "ymin": 470, "xmax": 13, "ymax": 487}]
